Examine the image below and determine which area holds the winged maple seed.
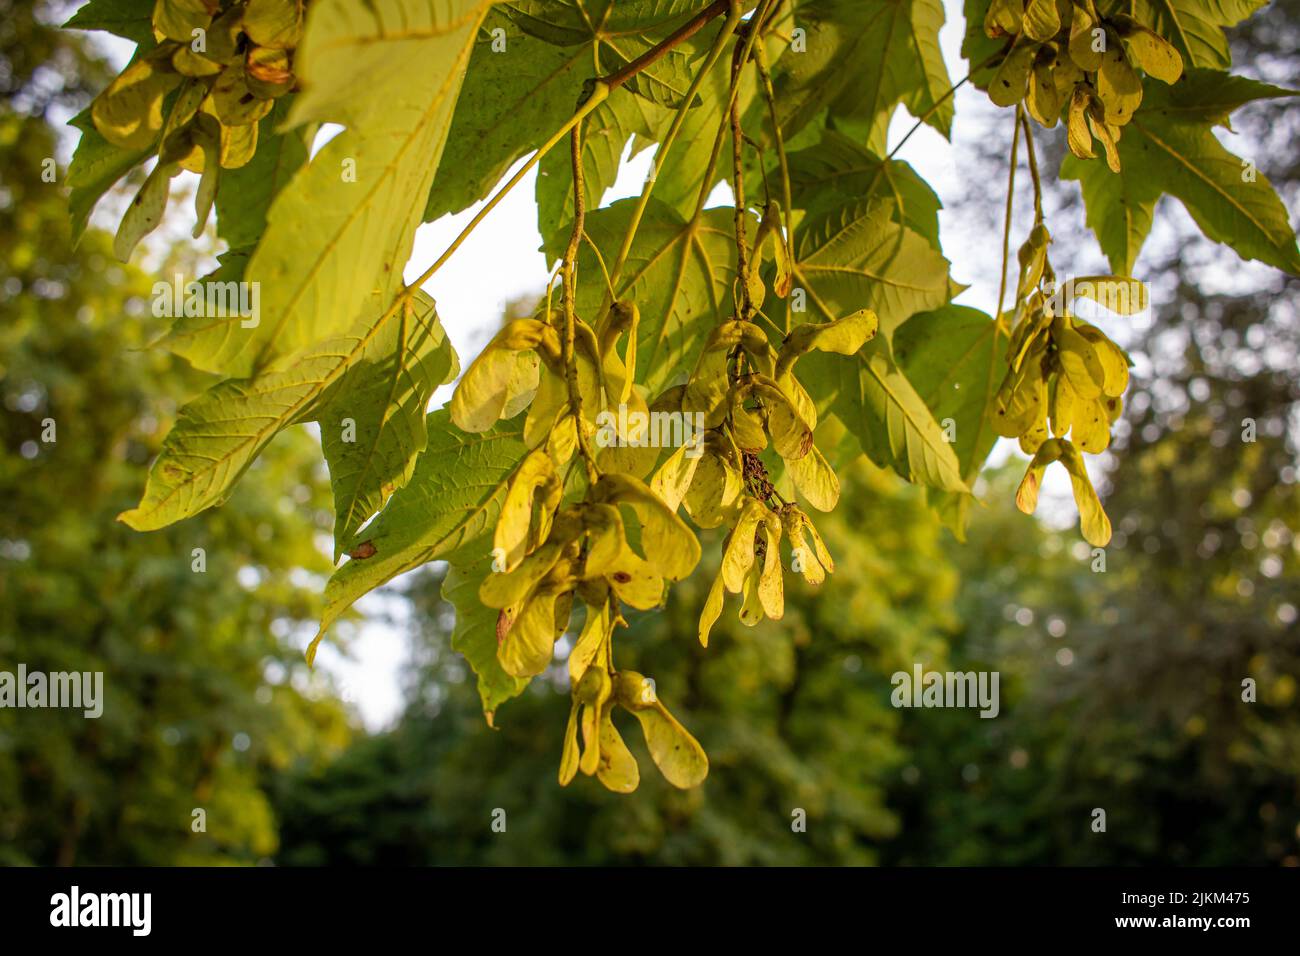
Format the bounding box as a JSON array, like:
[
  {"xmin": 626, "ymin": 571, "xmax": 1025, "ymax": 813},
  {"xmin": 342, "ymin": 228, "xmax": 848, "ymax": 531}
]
[{"xmin": 76, "ymin": 0, "xmax": 1297, "ymax": 795}]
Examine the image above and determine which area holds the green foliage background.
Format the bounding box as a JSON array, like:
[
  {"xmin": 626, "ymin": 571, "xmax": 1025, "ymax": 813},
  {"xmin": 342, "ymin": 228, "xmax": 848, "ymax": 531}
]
[
  {"xmin": 0, "ymin": 0, "xmax": 350, "ymax": 864},
  {"xmin": 2, "ymin": 0, "xmax": 1297, "ymax": 865}
]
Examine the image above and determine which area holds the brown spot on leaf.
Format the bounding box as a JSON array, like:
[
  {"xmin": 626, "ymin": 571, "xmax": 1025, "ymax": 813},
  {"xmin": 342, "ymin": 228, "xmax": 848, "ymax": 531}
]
[
  {"xmin": 798, "ymin": 429, "xmax": 814, "ymax": 458},
  {"xmin": 347, "ymin": 540, "xmax": 377, "ymax": 559}
]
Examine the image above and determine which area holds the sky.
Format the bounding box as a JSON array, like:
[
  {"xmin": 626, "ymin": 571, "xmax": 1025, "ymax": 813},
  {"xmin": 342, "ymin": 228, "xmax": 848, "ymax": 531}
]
[{"xmin": 81, "ymin": 1, "xmax": 1183, "ymax": 730}]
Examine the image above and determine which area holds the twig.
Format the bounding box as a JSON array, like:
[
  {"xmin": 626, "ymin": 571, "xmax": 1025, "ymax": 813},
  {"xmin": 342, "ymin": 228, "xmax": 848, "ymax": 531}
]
[
  {"xmin": 605, "ymin": 0, "xmax": 745, "ymax": 296},
  {"xmin": 994, "ymin": 106, "xmax": 1023, "ymax": 330},
  {"xmin": 1019, "ymin": 110, "xmax": 1044, "ymax": 224},
  {"xmin": 563, "ymin": 123, "xmax": 600, "ymax": 486},
  {"xmin": 753, "ymin": 40, "xmax": 794, "ymax": 330},
  {"xmin": 884, "ymin": 49, "xmax": 1003, "ymax": 163}
]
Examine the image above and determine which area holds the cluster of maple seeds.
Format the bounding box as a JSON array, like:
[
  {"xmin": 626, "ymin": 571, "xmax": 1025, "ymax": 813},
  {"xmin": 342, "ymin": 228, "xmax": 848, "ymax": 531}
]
[
  {"xmin": 90, "ymin": 0, "xmax": 304, "ymax": 255},
  {"xmin": 984, "ymin": 0, "xmax": 1184, "ymax": 170},
  {"xmin": 993, "ymin": 221, "xmax": 1147, "ymax": 547},
  {"xmin": 447, "ymin": 242, "xmax": 882, "ymax": 790},
  {"xmin": 667, "ymin": 309, "xmax": 878, "ymax": 644},
  {"xmin": 450, "ymin": 292, "xmax": 717, "ymax": 790}
]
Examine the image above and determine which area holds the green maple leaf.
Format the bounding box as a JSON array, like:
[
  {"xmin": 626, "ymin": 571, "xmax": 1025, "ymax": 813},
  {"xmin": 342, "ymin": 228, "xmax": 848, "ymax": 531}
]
[
  {"xmin": 63, "ymin": 0, "xmax": 155, "ymax": 45},
  {"xmin": 1063, "ymin": 70, "xmax": 1300, "ymax": 275},
  {"xmin": 317, "ymin": 302, "xmax": 461, "ymax": 558},
  {"xmin": 182, "ymin": 0, "xmax": 492, "ymax": 377},
  {"xmin": 423, "ymin": 13, "xmax": 596, "ymax": 224},
  {"xmin": 214, "ymin": 99, "xmax": 312, "ymax": 251},
  {"xmin": 425, "ymin": 1, "xmax": 712, "ymax": 232},
  {"xmin": 776, "ymin": 0, "xmax": 954, "ymax": 142},
  {"xmin": 1111, "ymin": 0, "xmax": 1267, "ymax": 70},
  {"xmin": 960, "ymin": 0, "xmax": 1005, "ymax": 83},
  {"xmin": 895, "ymin": 304, "xmax": 1006, "ymax": 482},
  {"xmin": 789, "ymin": 197, "xmax": 955, "ymax": 335},
  {"xmin": 806, "ymin": 336, "xmax": 968, "ymax": 494},
  {"xmin": 444, "ymin": 554, "xmax": 530, "ymax": 720},
  {"xmin": 66, "ymin": 109, "xmax": 154, "ymax": 244},
  {"xmin": 314, "ymin": 413, "xmax": 528, "ymax": 651},
  {"xmin": 121, "ymin": 291, "xmax": 456, "ymax": 534},
  {"xmin": 894, "ymin": 304, "xmax": 1009, "ymax": 536},
  {"xmin": 505, "ymin": 0, "xmax": 716, "ymax": 41},
  {"xmin": 784, "ymin": 130, "xmax": 943, "ymax": 248}
]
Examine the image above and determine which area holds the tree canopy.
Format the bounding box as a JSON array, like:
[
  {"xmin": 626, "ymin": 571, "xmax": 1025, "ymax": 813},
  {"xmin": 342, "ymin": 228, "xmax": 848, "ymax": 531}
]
[{"xmin": 60, "ymin": 0, "xmax": 1300, "ymax": 797}]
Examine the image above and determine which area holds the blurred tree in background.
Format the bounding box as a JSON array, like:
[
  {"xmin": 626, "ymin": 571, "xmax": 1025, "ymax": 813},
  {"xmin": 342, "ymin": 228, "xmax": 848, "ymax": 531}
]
[
  {"xmin": 0, "ymin": 0, "xmax": 350, "ymax": 865},
  {"xmin": 880, "ymin": 0, "xmax": 1299, "ymax": 867},
  {"xmin": 1, "ymin": 0, "xmax": 1294, "ymax": 867}
]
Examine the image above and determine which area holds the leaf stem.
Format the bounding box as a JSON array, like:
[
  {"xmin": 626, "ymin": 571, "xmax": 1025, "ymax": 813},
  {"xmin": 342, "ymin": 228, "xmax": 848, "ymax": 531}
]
[
  {"xmin": 883, "ymin": 49, "xmax": 1002, "ymax": 163},
  {"xmin": 994, "ymin": 107, "xmax": 1022, "ymax": 331},
  {"xmin": 1019, "ymin": 110, "xmax": 1044, "ymax": 224},
  {"xmin": 752, "ymin": 40, "xmax": 794, "ymax": 330},
  {"xmin": 563, "ymin": 122, "xmax": 600, "ymax": 487},
  {"xmin": 404, "ymin": 83, "xmax": 610, "ymax": 307},
  {"xmin": 605, "ymin": 0, "xmax": 746, "ymax": 295},
  {"xmin": 582, "ymin": 228, "xmax": 618, "ymax": 302}
]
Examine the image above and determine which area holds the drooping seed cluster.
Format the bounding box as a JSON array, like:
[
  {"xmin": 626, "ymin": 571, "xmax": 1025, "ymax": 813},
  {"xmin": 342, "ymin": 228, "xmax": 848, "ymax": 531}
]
[
  {"xmin": 993, "ymin": 221, "xmax": 1147, "ymax": 546},
  {"xmin": 984, "ymin": 0, "xmax": 1184, "ymax": 170},
  {"xmin": 447, "ymin": 225, "xmax": 881, "ymax": 790},
  {"xmin": 90, "ymin": 0, "xmax": 305, "ymax": 255}
]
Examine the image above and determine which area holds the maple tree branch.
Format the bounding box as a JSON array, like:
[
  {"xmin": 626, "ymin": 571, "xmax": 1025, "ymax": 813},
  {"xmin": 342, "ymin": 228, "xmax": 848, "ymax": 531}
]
[{"xmin": 600, "ymin": 0, "xmax": 732, "ymax": 91}]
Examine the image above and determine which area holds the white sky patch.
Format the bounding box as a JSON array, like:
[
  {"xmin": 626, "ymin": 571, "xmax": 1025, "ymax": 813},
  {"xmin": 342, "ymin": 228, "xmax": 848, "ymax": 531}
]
[{"xmin": 305, "ymin": 593, "xmax": 412, "ymax": 731}]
